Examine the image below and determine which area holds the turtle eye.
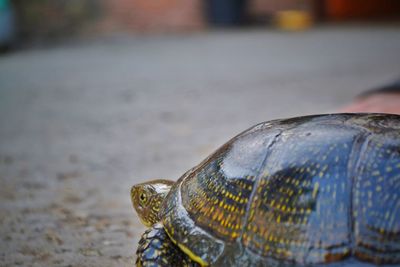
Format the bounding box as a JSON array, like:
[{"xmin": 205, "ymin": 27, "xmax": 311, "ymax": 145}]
[{"xmin": 139, "ymin": 192, "xmax": 148, "ymax": 206}]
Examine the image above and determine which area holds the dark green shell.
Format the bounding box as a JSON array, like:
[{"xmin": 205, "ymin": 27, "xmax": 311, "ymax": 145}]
[{"xmin": 160, "ymin": 113, "xmax": 400, "ymax": 266}]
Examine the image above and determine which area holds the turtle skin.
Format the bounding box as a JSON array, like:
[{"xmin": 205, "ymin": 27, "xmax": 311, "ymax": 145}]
[{"xmin": 157, "ymin": 113, "xmax": 400, "ymax": 266}]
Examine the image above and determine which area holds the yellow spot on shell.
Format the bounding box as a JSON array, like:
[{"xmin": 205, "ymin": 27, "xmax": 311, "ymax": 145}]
[
  {"xmin": 312, "ymin": 182, "xmax": 319, "ymax": 199},
  {"xmin": 372, "ymin": 171, "xmax": 380, "ymax": 176}
]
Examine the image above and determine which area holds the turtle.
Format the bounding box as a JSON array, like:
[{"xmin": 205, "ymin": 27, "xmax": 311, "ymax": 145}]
[{"xmin": 130, "ymin": 113, "xmax": 400, "ymax": 267}]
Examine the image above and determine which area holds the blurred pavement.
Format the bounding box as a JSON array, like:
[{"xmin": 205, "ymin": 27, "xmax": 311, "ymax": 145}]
[{"xmin": 0, "ymin": 26, "xmax": 400, "ymax": 266}]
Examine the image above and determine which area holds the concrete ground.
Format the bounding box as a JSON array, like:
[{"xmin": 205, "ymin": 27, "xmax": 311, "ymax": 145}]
[{"xmin": 0, "ymin": 26, "xmax": 400, "ymax": 267}]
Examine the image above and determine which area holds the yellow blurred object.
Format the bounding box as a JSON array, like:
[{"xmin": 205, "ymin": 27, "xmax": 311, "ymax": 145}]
[{"xmin": 275, "ymin": 10, "xmax": 313, "ymax": 31}]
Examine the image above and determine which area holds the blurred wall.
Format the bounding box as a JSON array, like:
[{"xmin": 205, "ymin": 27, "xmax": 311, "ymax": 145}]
[
  {"xmin": 10, "ymin": 0, "xmax": 400, "ymax": 44},
  {"xmin": 249, "ymin": 0, "xmax": 311, "ymax": 16},
  {"xmin": 99, "ymin": 0, "xmax": 204, "ymax": 32},
  {"xmin": 13, "ymin": 0, "xmax": 100, "ymax": 42},
  {"xmin": 326, "ymin": 0, "xmax": 400, "ymax": 20},
  {"xmin": 12, "ymin": 0, "xmax": 314, "ymax": 43}
]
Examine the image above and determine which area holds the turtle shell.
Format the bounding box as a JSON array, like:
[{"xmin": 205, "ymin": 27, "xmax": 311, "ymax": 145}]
[{"xmin": 160, "ymin": 113, "xmax": 400, "ymax": 266}]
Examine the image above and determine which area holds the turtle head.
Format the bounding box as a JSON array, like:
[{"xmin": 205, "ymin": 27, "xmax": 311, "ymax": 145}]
[{"xmin": 131, "ymin": 179, "xmax": 174, "ymax": 227}]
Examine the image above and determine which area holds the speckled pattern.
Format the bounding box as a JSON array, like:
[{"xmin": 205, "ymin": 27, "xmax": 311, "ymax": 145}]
[{"xmin": 159, "ymin": 114, "xmax": 400, "ymax": 266}]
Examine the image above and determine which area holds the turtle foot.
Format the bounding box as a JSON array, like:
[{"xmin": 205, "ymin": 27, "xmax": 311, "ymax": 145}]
[{"xmin": 136, "ymin": 223, "xmax": 199, "ymax": 267}]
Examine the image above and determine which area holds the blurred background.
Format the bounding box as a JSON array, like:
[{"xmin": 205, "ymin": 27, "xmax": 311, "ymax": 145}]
[
  {"xmin": 1, "ymin": 0, "xmax": 400, "ymax": 45},
  {"xmin": 0, "ymin": 1, "xmax": 400, "ymax": 266}
]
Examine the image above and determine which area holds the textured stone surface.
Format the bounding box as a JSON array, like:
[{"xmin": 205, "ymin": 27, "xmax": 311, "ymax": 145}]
[{"xmin": 0, "ymin": 27, "xmax": 399, "ymax": 266}]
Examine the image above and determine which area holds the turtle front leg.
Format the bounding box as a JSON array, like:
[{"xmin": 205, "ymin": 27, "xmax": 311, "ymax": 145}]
[{"xmin": 136, "ymin": 223, "xmax": 199, "ymax": 267}]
